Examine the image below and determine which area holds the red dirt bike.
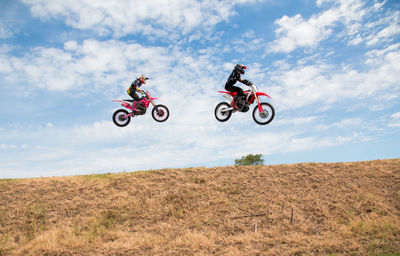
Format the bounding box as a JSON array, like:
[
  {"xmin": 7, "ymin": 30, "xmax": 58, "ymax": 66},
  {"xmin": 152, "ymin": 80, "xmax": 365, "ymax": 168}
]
[
  {"xmin": 112, "ymin": 90, "xmax": 169, "ymax": 127},
  {"xmin": 215, "ymin": 82, "xmax": 275, "ymax": 125}
]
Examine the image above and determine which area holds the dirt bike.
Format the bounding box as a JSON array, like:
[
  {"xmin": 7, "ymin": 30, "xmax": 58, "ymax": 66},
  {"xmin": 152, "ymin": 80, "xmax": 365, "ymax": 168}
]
[
  {"xmin": 112, "ymin": 90, "xmax": 169, "ymax": 127},
  {"xmin": 215, "ymin": 82, "xmax": 275, "ymax": 125}
]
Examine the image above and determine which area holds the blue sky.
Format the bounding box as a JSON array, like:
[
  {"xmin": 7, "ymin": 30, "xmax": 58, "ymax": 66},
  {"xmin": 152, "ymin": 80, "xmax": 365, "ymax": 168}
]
[{"xmin": 1, "ymin": 0, "xmax": 399, "ymax": 178}]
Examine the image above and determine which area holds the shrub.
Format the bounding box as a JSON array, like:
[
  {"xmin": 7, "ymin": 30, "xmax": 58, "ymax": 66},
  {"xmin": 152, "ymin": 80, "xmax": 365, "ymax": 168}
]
[{"xmin": 234, "ymin": 154, "xmax": 264, "ymax": 166}]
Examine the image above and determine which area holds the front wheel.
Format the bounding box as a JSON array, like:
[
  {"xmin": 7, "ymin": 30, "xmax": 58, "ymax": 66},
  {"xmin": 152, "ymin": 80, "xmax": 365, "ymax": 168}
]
[
  {"xmin": 113, "ymin": 109, "xmax": 131, "ymax": 127},
  {"xmin": 152, "ymin": 104, "xmax": 169, "ymax": 122},
  {"xmin": 252, "ymin": 103, "xmax": 275, "ymax": 125},
  {"xmin": 215, "ymin": 102, "xmax": 232, "ymax": 122}
]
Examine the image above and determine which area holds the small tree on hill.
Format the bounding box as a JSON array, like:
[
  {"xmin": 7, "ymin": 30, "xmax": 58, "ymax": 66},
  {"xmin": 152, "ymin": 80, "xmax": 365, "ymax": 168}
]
[{"xmin": 234, "ymin": 154, "xmax": 264, "ymax": 166}]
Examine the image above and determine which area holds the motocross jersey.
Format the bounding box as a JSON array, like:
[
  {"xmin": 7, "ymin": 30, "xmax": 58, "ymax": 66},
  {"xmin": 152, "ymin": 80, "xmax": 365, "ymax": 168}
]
[
  {"xmin": 225, "ymin": 68, "xmax": 242, "ymax": 88},
  {"xmin": 127, "ymin": 79, "xmax": 144, "ymax": 95}
]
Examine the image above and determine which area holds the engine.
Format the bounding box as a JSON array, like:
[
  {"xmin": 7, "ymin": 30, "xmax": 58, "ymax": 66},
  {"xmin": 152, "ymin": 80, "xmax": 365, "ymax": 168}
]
[
  {"xmin": 236, "ymin": 96, "xmax": 250, "ymax": 112},
  {"xmin": 136, "ymin": 102, "xmax": 147, "ymax": 115}
]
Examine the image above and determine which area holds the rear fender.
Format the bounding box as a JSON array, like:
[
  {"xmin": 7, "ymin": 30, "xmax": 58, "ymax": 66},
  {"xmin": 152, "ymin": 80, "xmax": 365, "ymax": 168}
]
[
  {"xmin": 218, "ymin": 91, "xmax": 236, "ymax": 96},
  {"xmin": 113, "ymin": 99, "xmax": 133, "ymax": 109}
]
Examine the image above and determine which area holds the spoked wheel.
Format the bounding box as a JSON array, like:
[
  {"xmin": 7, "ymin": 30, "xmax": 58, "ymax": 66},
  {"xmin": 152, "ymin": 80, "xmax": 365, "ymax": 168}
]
[
  {"xmin": 152, "ymin": 104, "xmax": 169, "ymax": 122},
  {"xmin": 113, "ymin": 109, "xmax": 131, "ymax": 127},
  {"xmin": 215, "ymin": 102, "xmax": 232, "ymax": 122},
  {"xmin": 252, "ymin": 103, "xmax": 275, "ymax": 125}
]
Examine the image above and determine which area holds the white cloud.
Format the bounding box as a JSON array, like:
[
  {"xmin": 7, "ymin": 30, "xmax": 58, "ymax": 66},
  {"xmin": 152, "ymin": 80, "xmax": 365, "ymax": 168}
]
[
  {"xmin": 268, "ymin": 0, "xmax": 357, "ymax": 54},
  {"xmin": 234, "ymin": 38, "xmax": 264, "ymax": 54},
  {"xmin": 0, "ymin": 144, "xmax": 18, "ymax": 149},
  {"xmin": 268, "ymin": 13, "xmax": 336, "ymax": 53},
  {"xmin": 64, "ymin": 40, "xmax": 78, "ymax": 51},
  {"xmin": 0, "ymin": 22, "xmax": 13, "ymax": 39},
  {"xmin": 268, "ymin": 0, "xmax": 398, "ymax": 53},
  {"xmin": 366, "ymin": 16, "xmax": 400, "ymax": 45},
  {"xmin": 391, "ymin": 112, "xmax": 400, "ymax": 119},
  {"xmin": 389, "ymin": 112, "xmax": 400, "ymax": 127},
  {"xmin": 266, "ymin": 42, "xmax": 400, "ymax": 111},
  {"xmin": 332, "ymin": 118, "xmax": 362, "ymax": 128},
  {"xmin": 366, "ymin": 42, "xmax": 400, "ymax": 58},
  {"xmin": 1, "ymin": 39, "xmax": 175, "ymax": 92},
  {"xmin": 347, "ymin": 34, "xmax": 363, "ymax": 46},
  {"xmin": 0, "ymin": 44, "xmax": 13, "ymax": 54},
  {"xmin": 22, "ymin": 0, "xmax": 262, "ymax": 38},
  {"xmin": 316, "ymin": 118, "xmax": 364, "ymax": 131},
  {"xmin": 0, "ymin": 55, "xmax": 13, "ymax": 74}
]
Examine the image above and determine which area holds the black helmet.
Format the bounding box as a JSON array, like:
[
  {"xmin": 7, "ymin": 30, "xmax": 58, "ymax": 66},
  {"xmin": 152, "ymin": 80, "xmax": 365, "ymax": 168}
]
[{"xmin": 235, "ymin": 64, "xmax": 247, "ymax": 74}]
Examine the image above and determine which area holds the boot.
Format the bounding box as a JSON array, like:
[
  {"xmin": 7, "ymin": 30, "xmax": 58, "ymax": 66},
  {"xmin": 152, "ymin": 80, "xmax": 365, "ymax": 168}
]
[
  {"xmin": 233, "ymin": 95, "xmax": 244, "ymax": 110},
  {"xmin": 231, "ymin": 95, "xmax": 241, "ymax": 110},
  {"xmin": 230, "ymin": 100, "xmax": 239, "ymax": 110}
]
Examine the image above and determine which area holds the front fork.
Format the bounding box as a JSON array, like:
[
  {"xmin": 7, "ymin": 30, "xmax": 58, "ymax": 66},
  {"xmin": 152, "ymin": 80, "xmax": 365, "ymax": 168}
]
[
  {"xmin": 256, "ymin": 95, "xmax": 263, "ymax": 113},
  {"xmin": 150, "ymin": 99, "xmax": 159, "ymax": 114},
  {"xmin": 147, "ymin": 92, "xmax": 159, "ymax": 113}
]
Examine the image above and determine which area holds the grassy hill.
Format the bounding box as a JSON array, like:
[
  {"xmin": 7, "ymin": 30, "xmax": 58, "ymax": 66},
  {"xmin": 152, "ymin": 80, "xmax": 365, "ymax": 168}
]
[{"xmin": 1, "ymin": 159, "xmax": 399, "ymax": 255}]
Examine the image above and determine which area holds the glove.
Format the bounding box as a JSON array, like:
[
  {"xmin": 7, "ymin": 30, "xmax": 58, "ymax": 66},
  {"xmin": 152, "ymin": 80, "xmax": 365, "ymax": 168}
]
[{"xmin": 242, "ymin": 79, "xmax": 251, "ymax": 85}]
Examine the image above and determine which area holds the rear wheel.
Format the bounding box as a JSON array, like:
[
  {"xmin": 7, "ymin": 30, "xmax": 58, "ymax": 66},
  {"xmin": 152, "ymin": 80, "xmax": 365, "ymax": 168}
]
[
  {"xmin": 152, "ymin": 104, "xmax": 169, "ymax": 122},
  {"xmin": 215, "ymin": 102, "xmax": 232, "ymax": 122},
  {"xmin": 113, "ymin": 109, "xmax": 131, "ymax": 127},
  {"xmin": 252, "ymin": 103, "xmax": 275, "ymax": 125}
]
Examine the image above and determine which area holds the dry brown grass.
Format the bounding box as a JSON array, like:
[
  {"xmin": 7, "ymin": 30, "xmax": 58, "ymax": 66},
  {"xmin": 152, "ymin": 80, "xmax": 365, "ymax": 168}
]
[{"xmin": 1, "ymin": 159, "xmax": 399, "ymax": 255}]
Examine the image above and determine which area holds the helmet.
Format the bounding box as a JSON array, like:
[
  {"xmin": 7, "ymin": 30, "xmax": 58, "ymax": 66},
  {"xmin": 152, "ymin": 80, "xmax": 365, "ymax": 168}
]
[
  {"xmin": 139, "ymin": 75, "xmax": 149, "ymax": 84},
  {"xmin": 235, "ymin": 64, "xmax": 246, "ymax": 74}
]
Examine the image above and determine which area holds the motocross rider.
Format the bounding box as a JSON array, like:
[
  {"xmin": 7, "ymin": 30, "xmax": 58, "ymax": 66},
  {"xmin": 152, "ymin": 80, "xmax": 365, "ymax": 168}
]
[
  {"xmin": 225, "ymin": 64, "xmax": 251, "ymax": 109},
  {"xmin": 127, "ymin": 75, "xmax": 149, "ymax": 111}
]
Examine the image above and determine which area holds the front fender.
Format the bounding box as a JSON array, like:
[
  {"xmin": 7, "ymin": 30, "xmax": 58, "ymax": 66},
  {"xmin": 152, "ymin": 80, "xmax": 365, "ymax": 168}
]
[{"xmin": 256, "ymin": 92, "xmax": 271, "ymax": 98}]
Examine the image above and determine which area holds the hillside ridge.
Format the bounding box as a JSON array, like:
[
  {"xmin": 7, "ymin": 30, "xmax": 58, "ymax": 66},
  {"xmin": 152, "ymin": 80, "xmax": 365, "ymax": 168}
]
[{"xmin": 1, "ymin": 159, "xmax": 399, "ymax": 255}]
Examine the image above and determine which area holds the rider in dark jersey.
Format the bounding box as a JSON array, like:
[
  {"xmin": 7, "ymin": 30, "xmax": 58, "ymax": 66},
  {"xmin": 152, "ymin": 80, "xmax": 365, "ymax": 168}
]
[
  {"xmin": 127, "ymin": 75, "xmax": 149, "ymax": 111},
  {"xmin": 225, "ymin": 64, "xmax": 251, "ymax": 109}
]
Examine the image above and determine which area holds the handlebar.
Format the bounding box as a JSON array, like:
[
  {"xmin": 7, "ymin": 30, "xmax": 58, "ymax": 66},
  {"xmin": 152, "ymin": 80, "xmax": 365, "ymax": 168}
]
[{"xmin": 243, "ymin": 79, "xmax": 253, "ymax": 86}]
